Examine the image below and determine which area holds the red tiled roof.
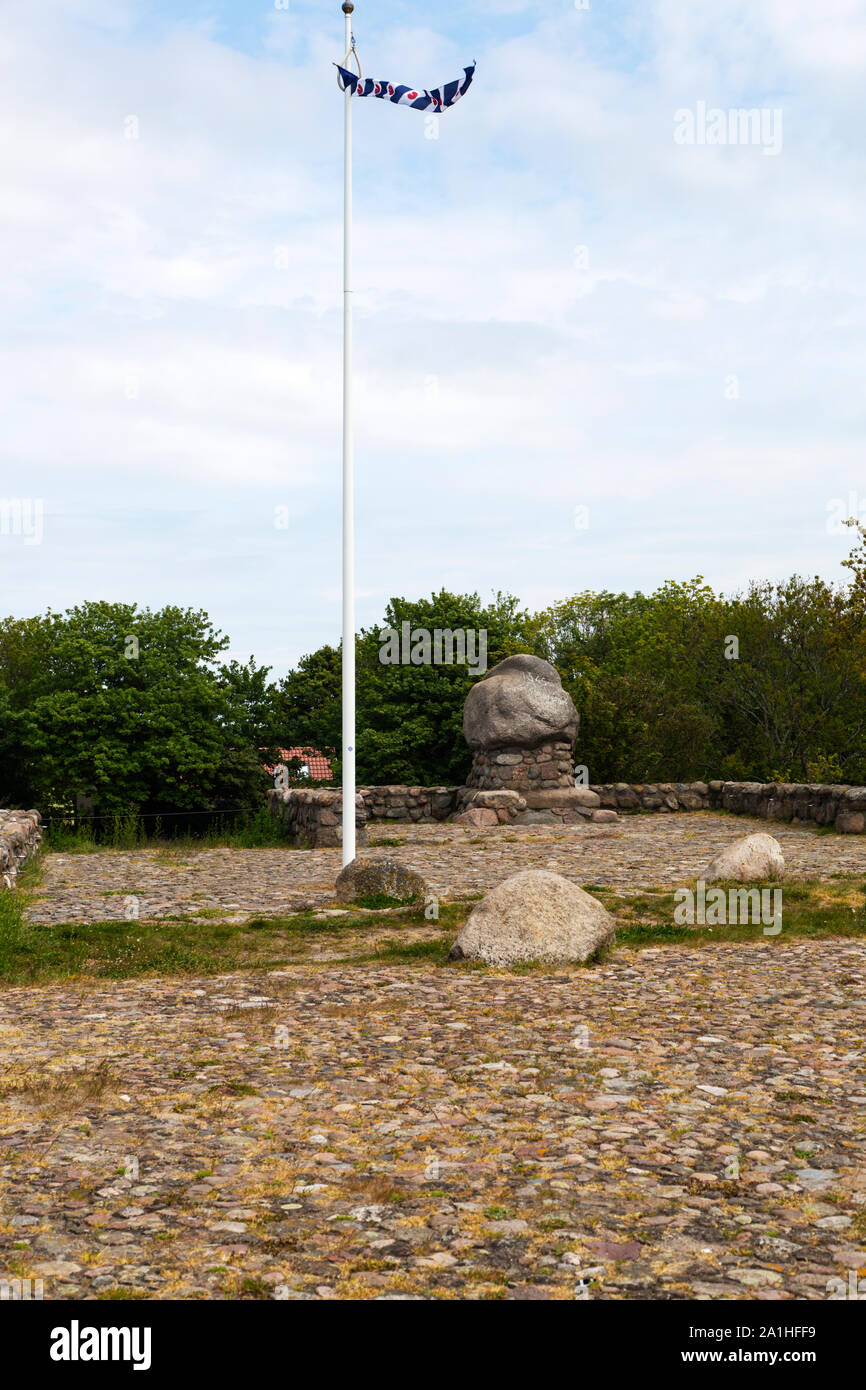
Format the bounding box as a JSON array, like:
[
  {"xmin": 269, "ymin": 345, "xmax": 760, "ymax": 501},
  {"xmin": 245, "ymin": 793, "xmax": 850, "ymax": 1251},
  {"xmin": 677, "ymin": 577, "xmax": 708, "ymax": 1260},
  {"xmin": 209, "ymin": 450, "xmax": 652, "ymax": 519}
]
[{"xmin": 279, "ymin": 747, "xmax": 333, "ymax": 781}]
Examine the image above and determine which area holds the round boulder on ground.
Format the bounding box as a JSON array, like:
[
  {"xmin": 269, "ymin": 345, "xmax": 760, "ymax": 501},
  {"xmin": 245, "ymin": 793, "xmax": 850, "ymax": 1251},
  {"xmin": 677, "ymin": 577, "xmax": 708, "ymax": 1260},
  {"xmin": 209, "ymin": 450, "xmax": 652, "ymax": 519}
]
[
  {"xmin": 448, "ymin": 869, "xmax": 616, "ymax": 966},
  {"xmin": 703, "ymin": 832, "xmax": 784, "ymax": 882},
  {"xmin": 335, "ymin": 857, "xmax": 429, "ymax": 905},
  {"xmin": 463, "ymin": 654, "xmax": 579, "ymax": 750},
  {"xmin": 455, "ymin": 807, "xmax": 499, "ymax": 828}
]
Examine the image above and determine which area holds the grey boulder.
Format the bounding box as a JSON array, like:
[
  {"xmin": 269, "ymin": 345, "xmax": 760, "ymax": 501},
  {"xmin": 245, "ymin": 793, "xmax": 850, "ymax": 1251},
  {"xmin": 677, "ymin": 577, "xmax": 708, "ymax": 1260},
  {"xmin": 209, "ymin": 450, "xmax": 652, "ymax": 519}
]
[
  {"xmin": 463, "ymin": 654, "xmax": 579, "ymax": 750},
  {"xmin": 703, "ymin": 832, "xmax": 784, "ymax": 882},
  {"xmin": 449, "ymin": 869, "xmax": 615, "ymax": 966},
  {"xmin": 335, "ymin": 857, "xmax": 429, "ymax": 904}
]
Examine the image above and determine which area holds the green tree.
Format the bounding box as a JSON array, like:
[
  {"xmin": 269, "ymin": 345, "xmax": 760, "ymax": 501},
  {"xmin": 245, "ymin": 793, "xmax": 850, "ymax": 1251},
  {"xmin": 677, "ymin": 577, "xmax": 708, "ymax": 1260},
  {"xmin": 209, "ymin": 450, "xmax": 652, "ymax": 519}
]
[
  {"xmin": 354, "ymin": 589, "xmax": 530, "ymax": 785},
  {"xmin": 528, "ymin": 583, "xmax": 728, "ymax": 781},
  {"xmin": 718, "ymin": 576, "xmax": 864, "ymax": 781},
  {"xmin": 274, "ymin": 591, "xmax": 531, "ymax": 785},
  {"xmin": 0, "ymin": 602, "xmax": 279, "ymax": 818}
]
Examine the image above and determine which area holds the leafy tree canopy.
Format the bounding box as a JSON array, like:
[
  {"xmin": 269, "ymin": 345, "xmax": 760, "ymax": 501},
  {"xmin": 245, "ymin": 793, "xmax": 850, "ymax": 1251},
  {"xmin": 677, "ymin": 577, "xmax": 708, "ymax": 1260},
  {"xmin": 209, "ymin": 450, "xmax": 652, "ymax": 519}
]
[{"xmin": 5, "ymin": 528, "xmax": 866, "ymax": 818}]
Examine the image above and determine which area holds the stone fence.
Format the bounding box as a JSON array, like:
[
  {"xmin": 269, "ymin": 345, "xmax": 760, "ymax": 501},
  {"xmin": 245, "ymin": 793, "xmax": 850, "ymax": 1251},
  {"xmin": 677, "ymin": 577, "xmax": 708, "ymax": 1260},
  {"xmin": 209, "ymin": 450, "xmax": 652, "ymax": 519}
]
[
  {"xmin": 267, "ymin": 789, "xmax": 368, "ymax": 849},
  {"xmin": 592, "ymin": 782, "xmax": 710, "ymax": 812},
  {"xmin": 0, "ymin": 809, "xmax": 42, "ymax": 888},
  {"xmin": 268, "ymin": 786, "xmax": 464, "ymax": 846},
  {"xmin": 591, "ymin": 780, "xmax": 866, "ymax": 833},
  {"xmin": 267, "ymin": 780, "xmax": 866, "ymax": 845},
  {"xmin": 359, "ymin": 786, "xmax": 457, "ymax": 822}
]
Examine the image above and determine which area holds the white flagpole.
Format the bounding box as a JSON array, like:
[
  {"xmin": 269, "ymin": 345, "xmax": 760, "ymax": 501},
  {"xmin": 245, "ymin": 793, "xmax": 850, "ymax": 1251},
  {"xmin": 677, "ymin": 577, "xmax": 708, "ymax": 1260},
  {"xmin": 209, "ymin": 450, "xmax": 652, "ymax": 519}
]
[{"xmin": 341, "ymin": 0, "xmax": 356, "ymax": 866}]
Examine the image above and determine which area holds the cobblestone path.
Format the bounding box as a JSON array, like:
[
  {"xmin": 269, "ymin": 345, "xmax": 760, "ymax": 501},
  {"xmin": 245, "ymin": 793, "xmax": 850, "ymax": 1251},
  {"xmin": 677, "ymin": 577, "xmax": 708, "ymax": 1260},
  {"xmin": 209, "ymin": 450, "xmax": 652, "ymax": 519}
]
[
  {"xmin": 2, "ymin": 813, "xmax": 864, "ymax": 1300},
  {"xmin": 24, "ymin": 811, "xmax": 866, "ymax": 926},
  {"xmin": 1, "ymin": 944, "xmax": 864, "ymax": 1300}
]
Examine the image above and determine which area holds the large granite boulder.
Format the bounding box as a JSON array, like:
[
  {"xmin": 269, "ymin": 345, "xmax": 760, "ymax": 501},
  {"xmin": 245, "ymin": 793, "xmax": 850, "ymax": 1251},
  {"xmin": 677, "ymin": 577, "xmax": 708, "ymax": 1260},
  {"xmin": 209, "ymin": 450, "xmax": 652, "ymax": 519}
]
[
  {"xmin": 449, "ymin": 869, "xmax": 616, "ymax": 966},
  {"xmin": 703, "ymin": 832, "xmax": 785, "ymax": 882},
  {"xmin": 463, "ymin": 654, "xmax": 579, "ymax": 751},
  {"xmin": 335, "ymin": 857, "xmax": 429, "ymax": 904}
]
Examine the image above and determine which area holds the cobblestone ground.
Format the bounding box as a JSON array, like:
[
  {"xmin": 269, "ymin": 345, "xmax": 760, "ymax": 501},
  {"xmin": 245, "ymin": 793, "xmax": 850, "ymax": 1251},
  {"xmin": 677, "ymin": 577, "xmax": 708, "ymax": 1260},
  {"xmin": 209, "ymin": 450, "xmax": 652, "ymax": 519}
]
[
  {"xmin": 24, "ymin": 810, "xmax": 866, "ymax": 925},
  {"xmin": 2, "ymin": 813, "xmax": 865, "ymax": 1301}
]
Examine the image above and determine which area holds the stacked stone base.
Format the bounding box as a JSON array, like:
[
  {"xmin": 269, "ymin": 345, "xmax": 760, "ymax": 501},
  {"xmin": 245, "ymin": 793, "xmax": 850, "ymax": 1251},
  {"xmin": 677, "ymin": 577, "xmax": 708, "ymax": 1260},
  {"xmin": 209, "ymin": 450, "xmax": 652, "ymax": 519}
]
[
  {"xmin": 454, "ymin": 789, "xmax": 527, "ymax": 827},
  {"xmin": 521, "ymin": 788, "xmax": 617, "ymax": 825},
  {"xmin": 453, "ymin": 787, "xmax": 618, "ymax": 827},
  {"xmin": 465, "ymin": 742, "xmax": 574, "ymax": 792},
  {"xmin": 0, "ymin": 810, "xmax": 42, "ymax": 889}
]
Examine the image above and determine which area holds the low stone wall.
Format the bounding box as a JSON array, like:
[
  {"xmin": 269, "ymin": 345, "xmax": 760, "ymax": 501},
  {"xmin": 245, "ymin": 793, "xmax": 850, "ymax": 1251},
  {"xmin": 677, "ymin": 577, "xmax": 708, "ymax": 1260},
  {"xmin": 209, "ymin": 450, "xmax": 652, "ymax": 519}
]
[
  {"xmin": 269, "ymin": 779, "xmax": 866, "ymax": 843},
  {"xmin": 267, "ymin": 789, "xmax": 368, "ymax": 849},
  {"xmin": 358, "ymin": 786, "xmax": 457, "ymax": 822},
  {"xmin": 0, "ymin": 809, "xmax": 42, "ymax": 889},
  {"xmin": 590, "ymin": 780, "xmax": 866, "ymax": 833},
  {"xmin": 465, "ymin": 742, "xmax": 574, "ymax": 793},
  {"xmin": 710, "ymin": 781, "xmax": 866, "ymax": 833},
  {"xmin": 591, "ymin": 782, "xmax": 712, "ymax": 812}
]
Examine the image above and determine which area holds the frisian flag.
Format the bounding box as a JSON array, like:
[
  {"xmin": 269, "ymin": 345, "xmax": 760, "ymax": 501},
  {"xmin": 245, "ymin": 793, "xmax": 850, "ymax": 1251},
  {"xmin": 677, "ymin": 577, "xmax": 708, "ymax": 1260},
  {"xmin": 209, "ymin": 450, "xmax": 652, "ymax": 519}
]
[{"xmin": 335, "ymin": 62, "xmax": 475, "ymax": 113}]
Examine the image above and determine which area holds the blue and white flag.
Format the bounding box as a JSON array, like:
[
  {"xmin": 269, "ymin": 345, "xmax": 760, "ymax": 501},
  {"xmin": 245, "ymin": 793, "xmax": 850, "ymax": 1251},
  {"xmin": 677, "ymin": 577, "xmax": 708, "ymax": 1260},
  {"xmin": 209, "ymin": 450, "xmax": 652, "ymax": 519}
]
[{"xmin": 336, "ymin": 62, "xmax": 475, "ymax": 113}]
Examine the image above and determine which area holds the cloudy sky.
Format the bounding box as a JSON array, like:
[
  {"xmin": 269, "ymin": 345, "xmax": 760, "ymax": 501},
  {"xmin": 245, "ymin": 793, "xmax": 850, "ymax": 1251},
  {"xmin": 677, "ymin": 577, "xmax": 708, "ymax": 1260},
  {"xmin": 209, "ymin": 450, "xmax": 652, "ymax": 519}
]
[{"xmin": 2, "ymin": 0, "xmax": 864, "ymax": 677}]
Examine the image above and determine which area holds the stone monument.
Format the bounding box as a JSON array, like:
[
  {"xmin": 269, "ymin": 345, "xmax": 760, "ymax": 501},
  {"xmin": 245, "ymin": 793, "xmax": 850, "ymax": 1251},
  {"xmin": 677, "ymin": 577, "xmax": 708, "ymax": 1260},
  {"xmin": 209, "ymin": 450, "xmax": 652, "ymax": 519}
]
[
  {"xmin": 456, "ymin": 654, "xmax": 611, "ymax": 825},
  {"xmin": 462, "ymin": 654, "xmax": 579, "ymax": 793}
]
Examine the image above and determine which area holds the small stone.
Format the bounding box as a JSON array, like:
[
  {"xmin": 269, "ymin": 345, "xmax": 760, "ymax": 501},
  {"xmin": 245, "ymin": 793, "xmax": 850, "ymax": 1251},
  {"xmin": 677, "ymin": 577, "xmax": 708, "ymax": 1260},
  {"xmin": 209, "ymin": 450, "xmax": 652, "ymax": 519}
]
[
  {"xmin": 703, "ymin": 832, "xmax": 784, "ymax": 882},
  {"xmin": 455, "ymin": 808, "xmax": 499, "ymax": 828},
  {"xmin": 414, "ymin": 1252, "xmax": 458, "ymax": 1269},
  {"xmin": 587, "ymin": 1240, "xmax": 642, "ymax": 1261},
  {"xmin": 796, "ymin": 1169, "xmax": 835, "ymax": 1189},
  {"xmin": 729, "ymin": 1268, "xmax": 783, "ymax": 1287},
  {"xmin": 487, "ymin": 1219, "xmax": 530, "ymax": 1236},
  {"xmin": 334, "ymin": 857, "xmax": 428, "ymax": 904}
]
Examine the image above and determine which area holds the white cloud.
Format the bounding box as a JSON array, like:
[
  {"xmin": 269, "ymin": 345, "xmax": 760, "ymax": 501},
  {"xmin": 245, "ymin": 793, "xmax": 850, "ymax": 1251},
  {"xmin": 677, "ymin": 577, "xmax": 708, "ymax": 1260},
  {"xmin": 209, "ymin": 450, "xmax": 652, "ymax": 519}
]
[{"xmin": 0, "ymin": 1, "xmax": 864, "ymax": 672}]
